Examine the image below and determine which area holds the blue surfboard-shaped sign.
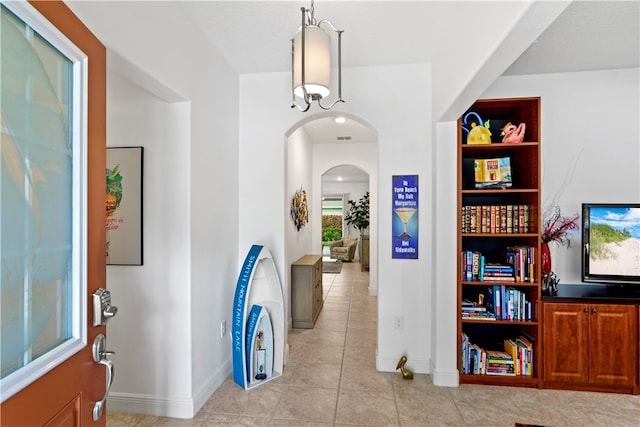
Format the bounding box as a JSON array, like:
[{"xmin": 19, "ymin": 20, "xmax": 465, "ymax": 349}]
[{"xmin": 232, "ymin": 245, "xmax": 284, "ymax": 389}]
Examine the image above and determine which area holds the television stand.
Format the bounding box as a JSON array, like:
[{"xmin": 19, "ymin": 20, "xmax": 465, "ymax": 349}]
[{"xmin": 542, "ymin": 283, "xmax": 639, "ymax": 395}]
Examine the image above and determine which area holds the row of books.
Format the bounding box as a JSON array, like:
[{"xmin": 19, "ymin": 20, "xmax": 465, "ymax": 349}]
[
  {"xmin": 462, "ymin": 284, "xmax": 534, "ymax": 321},
  {"xmin": 486, "ymin": 285, "xmax": 534, "ymax": 321},
  {"xmin": 461, "ymin": 204, "xmax": 530, "ymax": 234},
  {"xmin": 461, "ymin": 332, "xmax": 534, "ymax": 376},
  {"xmin": 461, "ymin": 248, "xmax": 536, "ymax": 283},
  {"xmin": 506, "ymin": 245, "xmax": 536, "ymax": 283}
]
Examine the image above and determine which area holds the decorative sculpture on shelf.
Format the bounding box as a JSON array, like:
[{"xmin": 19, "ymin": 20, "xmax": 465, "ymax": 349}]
[
  {"xmin": 461, "ymin": 112, "xmax": 492, "ymax": 145},
  {"xmin": 542, "ymin": 271, "xmax": 559, "ymax": 296},
  {"xmin": 396, "ymin": 355, "xmax": 414, "ymax": 380},
  {"xmin": 501, "ymin": 122, "xmax": 526, "ymax": 143}
]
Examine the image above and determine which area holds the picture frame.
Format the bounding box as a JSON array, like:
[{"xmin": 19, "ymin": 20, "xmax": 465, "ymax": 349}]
[
  {"xmin": 106, "ymin": 147, "xmax": 143, "ymax": 265},
  {"xmin": 392, "ymin": 175, "xmax": 418, "ymax": 259}
]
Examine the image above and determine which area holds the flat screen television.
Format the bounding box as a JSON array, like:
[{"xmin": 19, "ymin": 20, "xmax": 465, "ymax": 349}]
[{"xmin": 582, "ymin": 203, "xmax": 640, "ymax": 286}]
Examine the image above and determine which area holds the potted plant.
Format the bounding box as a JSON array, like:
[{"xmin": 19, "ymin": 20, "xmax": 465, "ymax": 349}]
[
  {"xmin": 344, "ymin": 191, "xmax": 370, "ymax": 268},
  {"xmin": 344, "ymin": 191, "xmax": 370, "ymax": 235}
]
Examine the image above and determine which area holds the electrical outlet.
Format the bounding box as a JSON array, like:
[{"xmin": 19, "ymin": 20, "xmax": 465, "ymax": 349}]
[
  {"xmin": 220, "ymin": 320, "xmax": 226, "ymax": 338},
  {"xmin": 393, "ymin": 316, "xmax": 404, "ymax": 330}
]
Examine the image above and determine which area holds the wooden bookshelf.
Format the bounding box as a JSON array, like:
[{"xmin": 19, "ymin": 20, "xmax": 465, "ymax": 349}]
[{"xmin": 457, "ymin": 97, "xmax": 542, "ymax": 387}]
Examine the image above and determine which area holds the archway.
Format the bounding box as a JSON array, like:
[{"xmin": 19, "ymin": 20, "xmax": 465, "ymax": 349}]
[
  {"xmin": 284, "ymin": 112, "xmax": 378, "ymax": 296},
  {"xmin": 321, "ymin": 165, "xmax": 369, "ymax": 264}
]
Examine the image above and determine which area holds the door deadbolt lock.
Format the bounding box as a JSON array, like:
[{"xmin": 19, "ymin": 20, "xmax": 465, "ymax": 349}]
[{"xmin": 93, "ymin": 288, "xmax": 118, "ymax": 326}]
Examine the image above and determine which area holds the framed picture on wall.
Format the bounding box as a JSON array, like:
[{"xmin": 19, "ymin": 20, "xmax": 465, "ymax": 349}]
[
  {"xmin": 392, "ymin": 175, "xmax": 418, "ymax": 259},
  {"xmin": 106, "ymin": 147, "xmax": 143, "ymax": 265}
]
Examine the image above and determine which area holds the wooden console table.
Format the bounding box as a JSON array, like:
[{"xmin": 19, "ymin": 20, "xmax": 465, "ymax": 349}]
[{"xmin": 291, "ymin": 255, "xmax": 323, "ymax": 328}]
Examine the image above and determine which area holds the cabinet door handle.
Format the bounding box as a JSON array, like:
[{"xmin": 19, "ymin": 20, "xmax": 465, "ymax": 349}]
[
  {"xmin": 591, "ymin": 308, "xmax": 597, "ymax": 314},
  {"xmin": 583, "ymin": 308, "xmax": 589, "ymax": 313}
]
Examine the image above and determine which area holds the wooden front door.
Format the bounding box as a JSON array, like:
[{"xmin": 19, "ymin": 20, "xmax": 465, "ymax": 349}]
[{"xmin": 0, "ymin": 1, "xmax": 107, "ymax": 425}]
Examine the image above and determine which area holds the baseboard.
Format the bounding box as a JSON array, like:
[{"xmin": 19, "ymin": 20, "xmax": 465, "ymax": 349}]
[
  {"xmin": 376, "ymin": 355, "xmax": 430, "ymax": 374},
  {"xmin": 432, "ymin": 368, "xmax": 460, "ymax": 387},
  {"xmin": 107, "ymin": 359, "xmax": 232, "ymax": 419},
  {"xmin": 106, "ymin": 392, "xmax": 195, "ymax": 419},
  {"xmin": 192, "ymin": 358, "xmax": 233, "ymax": 415}
]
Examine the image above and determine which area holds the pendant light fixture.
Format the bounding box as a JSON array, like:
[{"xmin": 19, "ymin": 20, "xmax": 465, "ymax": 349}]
[{"xmin": 291, "ymin": 0, "xmax": 344, "ymax": 112}]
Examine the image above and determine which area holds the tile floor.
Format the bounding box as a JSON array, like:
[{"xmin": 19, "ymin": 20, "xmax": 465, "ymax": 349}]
[{"xmin": 108, "ymin": 261, "xmax": 640, "ymax": 426}]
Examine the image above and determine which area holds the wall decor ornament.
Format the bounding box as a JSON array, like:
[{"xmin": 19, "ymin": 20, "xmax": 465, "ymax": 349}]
[{"xmin": 290, "ymin": 187, "xmax": 309, "ymax": 231}]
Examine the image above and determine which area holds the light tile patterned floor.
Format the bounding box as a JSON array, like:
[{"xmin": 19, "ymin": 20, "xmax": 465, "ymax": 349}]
[{"xmin": 108, "ymin": 261, "xmax": 640, "ymax": 426}]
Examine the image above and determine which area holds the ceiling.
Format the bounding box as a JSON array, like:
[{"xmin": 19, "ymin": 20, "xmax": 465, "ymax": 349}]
[
  {"xmin": 322, "ymin": 164, "xmax": 369, "ymax": 185},
  {"xmin": 180, "ymin": 1, "xmax": 638, "ymax": 157},
  {"xmin": 183, "ymin": 1, "xmax": 638, "ymax": 76},
  {"xmin": 76, "ymin": 1, "xmax": 635, "ymax": 184}
]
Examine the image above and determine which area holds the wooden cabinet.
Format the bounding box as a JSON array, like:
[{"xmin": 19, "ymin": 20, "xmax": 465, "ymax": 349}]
[
  {"xmin": 457, "ymin": 97, "xmax": 541, "ymax": 387},
  {"xmin": 291, "ymin": 255, "xmax": 323, "ymax": 328},
  {"xmin": 543, "ymin": 302, "xmax": 638, "ymax": 391},
  {"xmin": 360, "ymin": 235, "xmax": 369, "ymax": 271}
]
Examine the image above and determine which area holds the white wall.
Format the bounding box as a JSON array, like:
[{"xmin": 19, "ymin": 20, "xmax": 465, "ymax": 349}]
[
  {"xmin": 284, "ymin": 127, "xmax": 314, "ymax": 331},
  {"xmin": 432, "ymin": 120, "xmax": 460, "ymax": 387},
  {"xmin": 106, "ymin": 70, "xmax": 192, "ymax": 404},
  {"xmin": 432, "ymin": 1, "xmax": 570, "ymax": 121},
  {"xmin": 68, "ymin": 1, "xmax": 240, "ymax": 418},
  {"xmin": 239, "ymin": 63, "xmax": 433, "ymax": 374}
]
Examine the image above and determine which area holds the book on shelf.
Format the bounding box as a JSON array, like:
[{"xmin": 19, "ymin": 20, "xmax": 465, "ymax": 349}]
[
  {"xmin": 461, "ymin": 306, "xmax": 487, "ymax": 312},
  {"xmin": 486, "ymin": 350, "xmax": 516, "ymax": 376},
  {"xmin": 461, "ymin": 312, "xmax": 496, "ymax": 320},
  {"xmin": 483, "ymin": 276, "xmax": 516, "ymax": 282},
  {"xmin": 461, "ymin": 250, "xmax": 483, "ymax": 281},
  {"xmin": 473, "ymin": 157, "xmax": 512, "ymax": 189},
  {"xmin": 503, "ymin": 339, "xmax": 520, "ymax": 375}
]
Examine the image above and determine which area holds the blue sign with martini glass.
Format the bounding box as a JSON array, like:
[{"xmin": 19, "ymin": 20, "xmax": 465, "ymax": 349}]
[{"xmin": 392, "ymin": 175, "xmax": 418, "ymax": 259}]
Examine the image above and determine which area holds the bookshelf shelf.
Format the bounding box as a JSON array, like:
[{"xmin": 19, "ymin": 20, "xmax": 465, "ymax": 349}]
[
  {"xmin": 461, "ymin": 189, "xmax": 539, "ymax": 195},
  {"xmin": 461, "ymin": 319, "xmax": 539, "ymax": 326},
  {"xmin": 462, "ymin": 281, "xmax": 539, "ymax": 287},
  {"xmin": 461, "ymin": 233, "xmax": 539, "ymax": 238},
  {"xmin": 457, "ymin": 97, "xmax": 542, "ymax": 386},
  {"xmin": 460, "ymin": 374, "xmax": 539, "ymax": 388}
]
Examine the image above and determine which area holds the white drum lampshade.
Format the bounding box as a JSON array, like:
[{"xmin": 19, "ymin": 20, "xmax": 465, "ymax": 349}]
[{"xmin": 293, "ymin": 25, "xmax": 331, "ymax": 99}]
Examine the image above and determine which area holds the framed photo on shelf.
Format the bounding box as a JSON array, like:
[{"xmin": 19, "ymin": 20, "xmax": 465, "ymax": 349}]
[{"xmin": 106, "ymin": 146, "xmax": 143, "ymax": 265}]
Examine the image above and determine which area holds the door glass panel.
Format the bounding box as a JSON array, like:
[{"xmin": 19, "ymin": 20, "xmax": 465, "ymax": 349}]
[{"xmin": 1, "ymin": 2, "xmax": 87, "ymax": 402}]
